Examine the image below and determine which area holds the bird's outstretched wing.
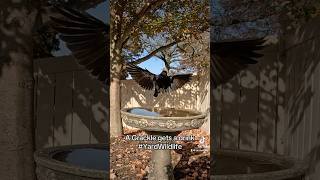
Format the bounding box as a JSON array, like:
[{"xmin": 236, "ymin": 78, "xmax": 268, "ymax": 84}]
[
  {"xmin": 170, "ymin": 74, "xmax": 193, "ymax": 90},
  {"xmin": 126, "ymin": 63, "xmax": 156, "ymax": 90},
  {"xmin": 211, "ymin": 38, "xmax": 265, "ymax": 88},
  {"xmin": 50, "ymin": 6, "xmax": 109, "ymax": 83}
]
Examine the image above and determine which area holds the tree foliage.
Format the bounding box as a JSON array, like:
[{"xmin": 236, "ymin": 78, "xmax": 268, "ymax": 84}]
[
  {"xmin": 212, "ymin": 0, "xmax": 320, "ymax": 40},
  {"xmin": 32, "ymin": 0, "xmax": 105, "ymax": 58},
  {"xmin": 111, "ymin": 0, "xmax": 209, "ymax": 71}
]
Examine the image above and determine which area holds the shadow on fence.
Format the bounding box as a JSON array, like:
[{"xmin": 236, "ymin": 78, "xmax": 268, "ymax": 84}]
[{"xmin": 35, "ymin": 57, "xmax": 108, "ymax": 149}]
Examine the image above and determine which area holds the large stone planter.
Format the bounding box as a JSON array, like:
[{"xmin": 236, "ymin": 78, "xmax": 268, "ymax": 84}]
[
  {"xmin": 34, "ymin": 144, "xmax": 109, "ymax": 180},
  {"xmin": 211, "ymin": 149, "xmax": 307, "ymax": 180}
]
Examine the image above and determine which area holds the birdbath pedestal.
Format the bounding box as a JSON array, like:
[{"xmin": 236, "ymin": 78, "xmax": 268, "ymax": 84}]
[{"xmin": 121, "ymin": 107, "xmax": 207, "ymax": 180}]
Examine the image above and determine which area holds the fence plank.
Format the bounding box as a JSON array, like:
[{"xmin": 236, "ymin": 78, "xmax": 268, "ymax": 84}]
[
  {"xmin": 73, "ymin": 71, "xmax": 108, "ymax": 144},
  {"xmin": 211, "ymin": 85, "xmax": 222, "ymax": 149},
  {"xmin": 53, "ymin": 72, "xmax": 73, "ymax": 146},
  {"xmin": 257, "ymin": 47, "xmax": 278, "ymax": 153},
  {"xmin": 221, "ymin": 76, "xmax": 240, "ymax": 149},
  {"xmin": 276, "ymin": 44, "xmax": 286, "ymax": 155},
  {"xmin": 239, "ymin": 67, "xmax": 259, "ymax": 151},
  {"xmin": 309, "ymin": 62, "xmax": 320, "ymax": 179},
  {"xmin": 72, "ymin": 71, "xmax": 91, "ymax": 144},
  {"xmin": 35, "ymin": 73, "xmax": 55, "ymax": 149}
]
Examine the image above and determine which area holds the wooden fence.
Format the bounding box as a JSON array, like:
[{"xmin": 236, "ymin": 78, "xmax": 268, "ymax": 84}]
[
  {"xmin": 281, "ymin": 16, "xmax": 320, "ymax": 180},
  {"xmin": 34, "ymin": 56, "xmax": 109, "ymax": 149},
  {"xmin": 210, "ymin": 15, "xmax": 320, "ymax": 179},
  {"xmin": 211, "ymin": 44, "xmax": 283, "ymax": 153}
]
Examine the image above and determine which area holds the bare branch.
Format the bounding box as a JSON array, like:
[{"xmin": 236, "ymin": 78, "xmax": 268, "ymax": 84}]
[{"xmin": 132, "ymin": 41, "xmax": 178, "ymax": 65}]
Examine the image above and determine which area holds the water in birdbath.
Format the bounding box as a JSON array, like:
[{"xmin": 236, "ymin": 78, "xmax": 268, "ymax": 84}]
[
  {"xmin": 53, "ymin": 148, "xmax": 109, "ymax": 170},
  {"xmin": 128, "ymin": 107, "xmax": 199, "ymax": 117},
  {"xmin": 128, "ymin": 107, "xmax": 160, "ymax": 116}
]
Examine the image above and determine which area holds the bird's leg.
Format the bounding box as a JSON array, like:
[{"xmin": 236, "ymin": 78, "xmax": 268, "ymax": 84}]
[
  {"xmin": 154, "ymin": 90, "xmax": 158, "ymax": 97},
  {"xmin": 154, "ymin": 85, "xmax": 159, "ymax": 97}
]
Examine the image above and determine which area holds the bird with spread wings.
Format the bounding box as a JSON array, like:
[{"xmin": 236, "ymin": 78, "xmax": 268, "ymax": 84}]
[
  {"xmin": 50, "ymin": 5, "xmax": 109, "ymax": 84},
  {"xmin": 126, "ymin": 63, "xmax": 192, "ymax": 97},
  {"xmin": 211, "ymin": 39, "xmax": 265, "ymax": 88},
  {"xmin": 50, "ymin": 6, "xmax": 265, "ymax": 93}
]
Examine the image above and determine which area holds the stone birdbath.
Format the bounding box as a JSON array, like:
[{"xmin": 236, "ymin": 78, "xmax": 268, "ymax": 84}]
[{"xmin": 121, "ymin": 107, "xmax": 207, "ymax": 180}]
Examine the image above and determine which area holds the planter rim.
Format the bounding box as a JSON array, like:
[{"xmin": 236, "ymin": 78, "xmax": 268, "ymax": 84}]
[
  {"xmin": 210, "ymin": 149, "xmax": 308, "ymax": 180},
  {"xmin": 34, "ymin": 143, "xmax": 109, "ymax": 178}
]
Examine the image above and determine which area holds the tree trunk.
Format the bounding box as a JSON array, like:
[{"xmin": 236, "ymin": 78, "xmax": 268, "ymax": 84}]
[
  {"xmin": 0, "ymin": 2, "xmax": 36, "ymax": 179},
  {"xmin": 110, "ymin": 0, "xmax": 124, "ymax": 137},
  {"xmin": 110, "ymin": 75, "xmax": 122, "ymax": 137},
  {"xmin": 110, "ymin": 40, "xmax": 123, "ymax": 137}
]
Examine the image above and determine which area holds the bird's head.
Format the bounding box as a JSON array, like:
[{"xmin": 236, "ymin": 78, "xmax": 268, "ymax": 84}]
[
  {"xmin": 160, "ymin": 70, "xmax": 167, "ymax": 76},
  {"xmin": 161, "ymin": 67, "xmax": 168, "ymax": 76},
  {"xmin": 161, "ymin": 67, "xmax": 169, "ymax": 76}
]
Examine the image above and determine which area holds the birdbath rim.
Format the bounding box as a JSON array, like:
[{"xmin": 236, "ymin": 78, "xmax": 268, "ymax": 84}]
[
  {"xmin": 121, "ymin": 107, "xmax": 208, "ymax": 132},
  {"xmin": 121, "ymin": 107, "xmax": 207, "ymax": 120}
]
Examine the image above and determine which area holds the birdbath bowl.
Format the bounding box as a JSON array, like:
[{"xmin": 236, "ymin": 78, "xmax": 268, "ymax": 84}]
[{"xmin": 121, "ymin": 107, "xmax": 207, "ymax": 180}]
